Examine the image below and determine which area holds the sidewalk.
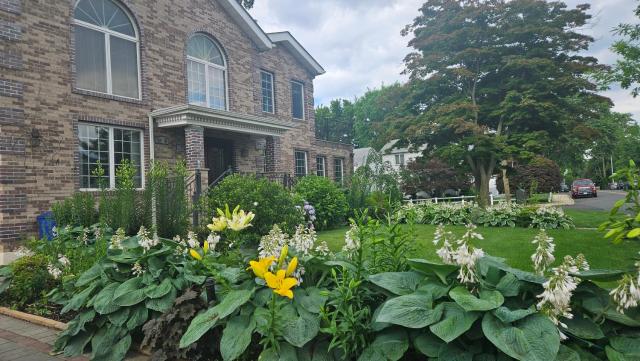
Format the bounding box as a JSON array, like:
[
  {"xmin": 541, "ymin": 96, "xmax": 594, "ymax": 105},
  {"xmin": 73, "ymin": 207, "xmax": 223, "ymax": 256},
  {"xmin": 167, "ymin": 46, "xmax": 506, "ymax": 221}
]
[{"xmin": 0, "ymin": 315, "xmax": 147, "ymax": 361}]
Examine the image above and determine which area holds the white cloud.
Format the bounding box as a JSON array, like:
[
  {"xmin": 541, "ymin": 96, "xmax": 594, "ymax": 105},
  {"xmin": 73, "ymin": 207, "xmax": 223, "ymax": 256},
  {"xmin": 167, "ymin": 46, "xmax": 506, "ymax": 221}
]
[{"xmin": 250, "ymin": 0, "xmax": 639, "ymax": 119}]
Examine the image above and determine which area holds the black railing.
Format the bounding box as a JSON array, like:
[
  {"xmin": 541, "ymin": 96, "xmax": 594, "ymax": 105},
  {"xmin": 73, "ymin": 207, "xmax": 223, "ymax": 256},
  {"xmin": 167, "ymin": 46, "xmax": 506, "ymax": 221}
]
[{"xmin": 255, "ymin": 172, "xmax": 296, "ymax": 189}]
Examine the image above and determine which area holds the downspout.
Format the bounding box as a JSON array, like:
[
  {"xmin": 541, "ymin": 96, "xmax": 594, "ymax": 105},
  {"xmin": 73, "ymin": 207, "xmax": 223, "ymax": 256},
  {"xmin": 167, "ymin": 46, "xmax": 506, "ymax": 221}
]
[{"xmin": 148, "ymin": 114, "xmax": 157, "ymax": 237}]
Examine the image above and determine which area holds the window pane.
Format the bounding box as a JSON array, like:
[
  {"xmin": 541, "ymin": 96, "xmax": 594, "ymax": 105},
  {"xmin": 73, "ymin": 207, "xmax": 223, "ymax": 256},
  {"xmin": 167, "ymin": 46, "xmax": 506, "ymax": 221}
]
[
  {"xmin": 78, "ymin": 124, "xmax": 110, "ymax": 188},
  {"xmin": 291, "ymin": 82, "xmax": 304, "ymax": 119},
  {"xmin": 261, "ymin": 72, "xmax": 274, "ymax": 113},
  {"xmin": 208, "ymin": 67, "xmax": 226, "ymax": 110},
  {"xmin": 295, "ymin": 151, "xmax": 307, "ymax": 178},
  {"xmin": 75, "ymin": 26, "xmax": 107, "ymax": 93},
  {"xmin": 187, "ymin": 60, "xmax": 206, "ymax": 106},
  {"xmin": 74, "ymin": 0, "xmax": 135, "ymax": 37},
  {"xmin": 316, "ymin": 157, "xmax": 325, "ymax": 177},
  {"xmin": 334, "ymin": 159, "xmax": 344, "ymax": 185},
  {"xmin": 110, "ymin": 36, "xmax": 139, "ymax": 98},
  {"xmin": 187, "ymin": 34, "xmax": 224, "ymax": 66},
  {"xmin": 114, "ymin": 128, "xmax": 142, "ymax": 188}
]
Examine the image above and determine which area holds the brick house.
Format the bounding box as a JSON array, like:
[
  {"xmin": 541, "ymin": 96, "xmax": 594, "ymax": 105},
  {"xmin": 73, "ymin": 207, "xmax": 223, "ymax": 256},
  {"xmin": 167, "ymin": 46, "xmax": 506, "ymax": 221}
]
[{"xmin": 0, "ymin": 0, "xmax": 353, "ymax": 249}]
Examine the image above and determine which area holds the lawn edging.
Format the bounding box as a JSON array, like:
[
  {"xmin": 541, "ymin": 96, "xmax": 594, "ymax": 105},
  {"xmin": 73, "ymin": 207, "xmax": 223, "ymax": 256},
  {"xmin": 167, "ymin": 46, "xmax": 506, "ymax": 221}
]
[{"xmin": 0, "ymin": 306, "xmax": 67, "ymax": 330}]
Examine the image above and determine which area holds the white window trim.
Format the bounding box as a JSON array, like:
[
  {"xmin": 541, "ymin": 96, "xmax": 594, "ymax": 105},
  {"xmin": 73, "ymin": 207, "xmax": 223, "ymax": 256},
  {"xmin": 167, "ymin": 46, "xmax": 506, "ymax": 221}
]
[
  {"xmin": 261, "ymin": 70, "xmax": 275, "ymax": 114},
  {"xmin": 295, "ymin": 150, "xmax": 308, "ymax": 177},
  {"xmin": 73, "ymin": 15, "xmax": 142, "ymax": 101},
  {"xmin": 291, "ymin": 80, "xmax": 305, "ymax": 120},
  {"xmin": 334, "ymin": 158, "xmax": 344, "ymax": 186},
  {"xmin": 187, "ymin": 54, "xmax": 229, "ymax": 111},
  {"xmin": 316, "ymin": 156, "xmax": 326, "ymax": 177},
  {"xmin": 79, "ymin": 124, "xmax": 145, "ymax": 191}
]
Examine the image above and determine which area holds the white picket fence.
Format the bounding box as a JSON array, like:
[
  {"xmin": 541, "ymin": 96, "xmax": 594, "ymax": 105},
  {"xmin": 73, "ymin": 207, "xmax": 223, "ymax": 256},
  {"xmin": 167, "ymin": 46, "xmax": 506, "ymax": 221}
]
[{"xmin": 404, "ymin": 194, "xmax": 508, "ymax": 206}]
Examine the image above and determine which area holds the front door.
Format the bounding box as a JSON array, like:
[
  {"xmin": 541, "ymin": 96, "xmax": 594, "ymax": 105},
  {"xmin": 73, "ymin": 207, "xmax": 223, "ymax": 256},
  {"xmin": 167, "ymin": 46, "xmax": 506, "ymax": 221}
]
[{"xmin": 204, "ymin": 138, "xmax": 233, "ymax": 184}]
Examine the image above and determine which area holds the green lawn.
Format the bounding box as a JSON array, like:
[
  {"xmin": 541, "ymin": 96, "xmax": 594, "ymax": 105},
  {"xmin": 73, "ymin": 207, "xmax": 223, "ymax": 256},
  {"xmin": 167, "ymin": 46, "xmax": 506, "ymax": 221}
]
[
  {"xmin": 318, "ymin": 223, "xmax": 640, "ymax": 272},
  {"xmin": 563, "ymin": 208, "xmax": 610, "ymax": 229}
]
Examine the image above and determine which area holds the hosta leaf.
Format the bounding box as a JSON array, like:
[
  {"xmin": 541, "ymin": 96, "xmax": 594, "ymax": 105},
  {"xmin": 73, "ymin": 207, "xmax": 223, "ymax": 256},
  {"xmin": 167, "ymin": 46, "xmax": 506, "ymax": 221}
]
[
  {"xmin": 180, "ymin": 289, "xmax": 254, "ymax": 348},
  {"xmin": 555, "ymin": 345, "xmax": 580, "ymax": 361},
  {"xmin": 113, "ymin": 277, "xmax": 145, "ymax": 306},
  {"xmin": 75, "ymin": 264, "xmax": 103, "ymax": 287},
  {"xmin": 296, "ymin": 287, "xmax": 328, "ymax": 314},
  {"xmin": 375, "ymin": 294, "xmax": 443, "ymax": 328},
  {"xmin": 572, "ymin": 269, "xmax": 626, "ymax": 282},
  {"xmin": 221, "ymin": 315, "xmax": 256, "ymax": 361},
  {"xmin": 449, "ymin": 287, "xmax": 504, "ymax": 311},
  {"xmin": 413, "ymin": 333, "xmax": 443, "ymax": 358},
  {"xmin": 94, "ymin": 334, "xmax": 131, "ymax": 361},
  {"xmin": 357, "ymin": 328, "xmax": 409, "ymax": 361},
  {"xmin": 93, "ymin": 283, "xmax": 121, "ymax": 315},
  {"xmin": 563, "ymin": 314, "xmax": 604, "ymax": 340},
  {"xmin": 429, "ymin": 302, "xmax": 479, "ymax": 343},
  {"xmin": 145, "ymin": 278, "xmax": 173, "ymax": 299},
  {"xmin": 367, "ymin": 272, "xmax": 423, "ymax": 295},
  {"xmin": 126, "ymin": 304, "xmax": 149, "ymax": 330},
  {"xmin": 610, "ymin": 336, "xmax": 640, "ymax": 356},
  {"xmin": 107, "ymin": 307, "xmax": 130, "ymax": 327},
  {"xmin": 146, "ymin": 286, "xmax": 177, "ymax": 313},
  {"xmin": 496, "ymin": 273, "xmax": 521, "ymax": 297},
  {"xmin": 438, "ymin": 343, "xmax": 473, "ymax": 361},
  {"xmin": 63, "ymin": 331, "xmax": 92, "ymax": 357},
  {"xmin": 282, "ymin": 311, "xmax": 320, "ymax": 348},
  {"xmin": 408, "ymin": 259, "xmax": 458, "ymax": 284},
  {"xmin": 62, "ymin": 283, "xmax": 98, "ymax": 314},
  {"xmin": 259, "ymin": 343, "xmax": 298, "ymax": 361},
  {"xmin": 65, "ymin": 310, "xmax": 96, "ymax": 337},
  {"xmin": 482, "ymin": 313, "xmax": 560, "ymax": 361},
  {"xmin": 479, "ymin": 256, "xmax": 545, "ymax": 284},
  {"xmin": 492, "ymin": 306, "xmax": 535, "ymax": 323}
]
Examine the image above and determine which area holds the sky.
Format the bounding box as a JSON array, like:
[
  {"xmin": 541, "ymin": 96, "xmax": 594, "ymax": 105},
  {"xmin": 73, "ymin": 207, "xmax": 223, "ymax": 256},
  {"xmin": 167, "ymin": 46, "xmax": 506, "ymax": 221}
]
[{"xmin": 249, "ymin": 0, "xmax": 639, "ymax": 119}]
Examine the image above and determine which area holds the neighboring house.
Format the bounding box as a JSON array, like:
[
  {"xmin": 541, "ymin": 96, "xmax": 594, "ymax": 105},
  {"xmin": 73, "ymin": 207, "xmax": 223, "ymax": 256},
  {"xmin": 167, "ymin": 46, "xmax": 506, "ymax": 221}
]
[
  {"xmin": 353, "ymin": 147, "xmax": 374, "ymax": 171},
  {"xmin": 0, "ymin": 0, "xmax": 352, "ymax": 248},
  {"xmin": 379, "ymin": 139, "xmax": 426, "ymax": 172}
]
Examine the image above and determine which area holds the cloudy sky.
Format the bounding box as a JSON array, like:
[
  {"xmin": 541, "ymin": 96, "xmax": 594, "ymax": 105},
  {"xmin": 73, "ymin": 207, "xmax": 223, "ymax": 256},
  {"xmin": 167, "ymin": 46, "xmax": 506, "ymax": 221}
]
[{"xmin": 250, "ymin": 0, "xmax": 639, "ymax": 119}]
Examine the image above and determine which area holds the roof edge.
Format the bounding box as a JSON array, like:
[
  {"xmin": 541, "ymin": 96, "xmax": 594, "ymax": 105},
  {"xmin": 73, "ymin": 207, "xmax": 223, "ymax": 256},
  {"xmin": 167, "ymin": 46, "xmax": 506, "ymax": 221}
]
[
  {"xmin": 217, "ymin": 0, "xmax": 273, "ymax": 51},
  {"xmin": 267, "ymin": 31, "xmax": 326, "ymax": 76}
]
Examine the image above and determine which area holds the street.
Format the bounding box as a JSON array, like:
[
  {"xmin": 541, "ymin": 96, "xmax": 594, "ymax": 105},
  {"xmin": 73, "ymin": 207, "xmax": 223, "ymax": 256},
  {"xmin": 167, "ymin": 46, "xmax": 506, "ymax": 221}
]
[{"xmin": 565, "ymin": 190, "xmax": 627, "ymax": 211}]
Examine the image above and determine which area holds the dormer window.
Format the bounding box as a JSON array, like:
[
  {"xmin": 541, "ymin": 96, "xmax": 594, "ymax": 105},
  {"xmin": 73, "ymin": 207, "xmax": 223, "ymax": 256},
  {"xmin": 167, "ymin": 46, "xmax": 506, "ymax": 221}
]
[
  {"xmin": 187, "ymin": 33, "xmax": 227, "ymax": 110},
  {"xmin": 73, "ymin": 0, "xmax": 141, "ymax": 99}
]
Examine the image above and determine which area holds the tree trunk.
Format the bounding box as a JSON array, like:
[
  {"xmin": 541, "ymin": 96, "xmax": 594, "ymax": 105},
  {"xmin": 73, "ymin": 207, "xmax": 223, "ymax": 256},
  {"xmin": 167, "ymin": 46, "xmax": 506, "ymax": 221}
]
[
  {"xmin": 502, "ymin": 168, "xmax": 511, "ymax": 204},
  {"xmin": 477, "ymin": 169, "xmax": 491, "ymax": 208}
]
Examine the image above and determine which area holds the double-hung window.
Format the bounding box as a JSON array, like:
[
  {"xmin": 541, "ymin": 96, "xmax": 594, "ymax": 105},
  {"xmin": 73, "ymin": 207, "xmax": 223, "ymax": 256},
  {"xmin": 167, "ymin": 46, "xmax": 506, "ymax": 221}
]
[
  {"xmin": 73, "ymin": 0, "xmax": 140, "ymax": 99},
  {"xmin": 187, "ymin": 34, "xmax": 227, "ymax": 110},
  {"xmin": 291, "ymin": 81, "xmax": 304, "ymax": 120},
  {"xmin": 334, "ymin": 158, "xmax": 344, "ymax": 186},
  {"xmin": 78, "ymin": 123, "xmax": 143, "ymax": 189},
  {"xmin": 261, "ymin": 71, "xmax": 275, "ymax": 113},
  {"xmin": 395, "ymin": 154, "xmax": 405, "ymax": 166},
  {"xmin": 294, "ymin": 151, "xmax": 308, "ymax": 178},
  {"xmin": 316, "ymin": 156, "xmax": 326, "ymax": 177}
]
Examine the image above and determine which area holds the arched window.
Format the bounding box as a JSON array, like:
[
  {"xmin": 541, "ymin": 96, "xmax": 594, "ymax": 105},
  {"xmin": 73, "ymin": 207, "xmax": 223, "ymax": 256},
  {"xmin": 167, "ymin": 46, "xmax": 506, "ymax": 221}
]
[
  {"xmin": 73, "ymin": 0, "xmax": 140, "ymax": 99},
  {"xmin": 187, "ymin": 34, "xmax": 227, "ymax": 110}
]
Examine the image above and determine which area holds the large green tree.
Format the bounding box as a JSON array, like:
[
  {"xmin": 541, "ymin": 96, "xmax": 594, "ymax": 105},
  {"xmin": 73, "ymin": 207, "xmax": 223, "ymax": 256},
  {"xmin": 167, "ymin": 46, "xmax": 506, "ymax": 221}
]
[{"xmin": 394, "ymin": 0, "xmax": 609, "ymax": 206}]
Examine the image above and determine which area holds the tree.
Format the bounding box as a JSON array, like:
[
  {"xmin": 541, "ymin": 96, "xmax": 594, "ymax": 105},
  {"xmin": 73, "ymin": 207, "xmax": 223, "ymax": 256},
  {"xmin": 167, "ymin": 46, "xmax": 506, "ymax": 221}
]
[
  {"xmin": 496, "ymin": 157, "xmax": 562, "ymax": 193},
  {"xmin": 315, "ymin": 99, "xmax": 354, "ymax": 144},
  {"xmin": 394, "ymin": 0, "xmax": 608, "ymax": 206},
  {"xmin": 597, "ymin": 1, "xmax": 640, "ymax": 96},
  {"xmin": 401, "ymin": 157, "xmax": 471, "ymax": 197},
  {"xmin": 237, "ymin": 0, "xmax": 255, "ymax": 9}
]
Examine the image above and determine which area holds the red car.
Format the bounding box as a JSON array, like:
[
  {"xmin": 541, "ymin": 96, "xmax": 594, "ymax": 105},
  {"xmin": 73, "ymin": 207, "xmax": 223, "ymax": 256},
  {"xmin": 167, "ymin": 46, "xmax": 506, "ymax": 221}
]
[{"xmin": 571, "ymin": 179, "xmax": 597, "ymax": 199}]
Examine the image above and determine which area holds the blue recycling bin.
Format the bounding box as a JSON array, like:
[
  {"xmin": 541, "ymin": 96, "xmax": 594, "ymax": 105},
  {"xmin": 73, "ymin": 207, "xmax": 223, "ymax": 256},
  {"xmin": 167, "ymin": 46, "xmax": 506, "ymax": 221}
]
[{"xmin": 37, "ymin": 211, "xmax": 57, "ymax": 241}]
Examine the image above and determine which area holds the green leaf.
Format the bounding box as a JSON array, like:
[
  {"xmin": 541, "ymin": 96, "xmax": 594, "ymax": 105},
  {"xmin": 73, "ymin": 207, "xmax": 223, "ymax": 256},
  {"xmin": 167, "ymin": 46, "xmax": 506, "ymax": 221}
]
[
  {"xmin": 563, "ymin": 314, "xmax": 604, "ymax": 340},
  {"xmin": 438, "ymin": 343, "xmax": 473, "ymax": 361},
  {"xmin": 282, "ymin": 311, "xmax": 320, "ymax": 348},
  {"xmin": 606, "ymin": 346, "xmax": 627, "ymax": 361},
  {"xmin": 610, "ymin": 336, "xmax": 640, "ymax": 356},
  {"xmin": 449, "ymin": 287, "xmax": 504, "ymax": 311},
  {"xmin": 94, "ymin": 334, "xmax": 131, "ymax": 361},
  {"xmin": 479, "ymin": 256, "xmax": 545, "ymax": 284},
  {"xmin": 146, "ymin": 286, "xmax": 177, "ymax": 313},
  {"xmin": 555, "ymin": 345, "xmax": 580, "ymax": 361},
  {"xmin": 572, "ymin": 269, "xmax": 626, "ymax": 282},
  {"xmin": 413, "ymin": 333, "xmax": 444, "ymax": 358},
  {"xmin": 429, "ymin": 302, "xmax": 479, "ymax": 343},
  {"xmin": 145, "ymin": 278, "xmax": 173, "ymax": 299},
  {"xmin": 628, "ymin": 228, "xmax": 640, "ymax": 238},
  {"xmin": 367, "ymin": 272, "xmax": 423, "ymax": 295},
  {"xmin": 93, "ymin": 283, "xmax": 121, "ymax": 315},
  {"xmin": 408, "ymin": 259, "xmax": 458, "ymax": 283},
  {"xmin": 63, "ymin": 332, "xmax": 92, "ymax": 357},
  {"xmin": 375, "ymin": 294, "xmax": 443, "ymax": 328},
  {"xmin": 259, "ymin": 343, "xmax": 298, "ymax": 361},
  {"xmin": 221, "ymin": 315, "xmax": 256, "ymax": 361},
  {"xmin": 65, "ymin": 310, "xmax": 96, "ymax": 337},
  {"xmin": 75, "ymin": 264, "xmax": 103, "ymax": 287},
  {"xmin": 126, "ymin": 304, "xmax": 148, "ymax": 331},
  {"xmin": 62, "ymin": 283, "xmax": 98, "ymax": 314},
  {"xmin": 482, "ymin": 313, "xmax": 560, "ymax": 361},
  {"xmin": 113, "ymin": 277, "xmax": 146, "ymax": 306},
  {"xmin": 107, "ymin": 307, "xmax": 130, "ymax": 327},
  {"xmin": 296, "ymin": 287, "xmax": 328, "ymax": 314},
  {"xmin": 357, "ymin": 328, "xmax": 409, "ymax": 361},
  {"xmin": 492, "ymin": 306, "xmax": 535, "ymax": 323},
  {"xmin": 496, "ymin": 273, "xmax": 521, "ymax": 297},
  {"xmin": 180, "ymin": 289, "xmax": 254, "ymax": 348}
]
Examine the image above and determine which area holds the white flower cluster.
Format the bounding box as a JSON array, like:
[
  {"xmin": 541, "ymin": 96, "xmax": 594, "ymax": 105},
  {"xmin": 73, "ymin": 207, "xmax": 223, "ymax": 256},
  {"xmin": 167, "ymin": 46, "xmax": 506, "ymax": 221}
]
[
  {"xmin": 433, "ymin": 224, "xmax": 456, "ymax": 265},
  {"xmin": 79, "ymin": 227, "xmax": 90, "ymax": 245},
  {"xmin": 132, "ymin": 262, "xmax": 144, "ymax": 277},
  {"xmin": 536, "ymin": 206, "xmax": 565, "ymax": 216},
  {"xmin": 531, "ymin": 229, "xmax": 555, "ymax": 275},
  {"xmin": 58, "ymin": 254, "xmax": 70, "ymax": 268},
  {"xmin": 93, "ymin": 226, "xmax": 103, "ymax": 240},
  {"xmin": 315, "ymin": 241, "xmax": 331, "ymax": 257},
  {"xmin": 186, "ymin": 231, "xmax": 199, "ymax": 249},
  {"xmin": 291, "ymin": 225, "xmax": 316, "ymax": 256},
  {"xmin": 342, "ymin": 223, "xmax": 361, "ymax": 259},
  {"xmin": 258, "ymin": 225, "xmax": 288, "ymax": 259},
  {"xmin": 52, "ymin": 226, "xmax": 58, "ymax": 238},
  {"xmin": 610, "ymin": 260, "xmax": 640, "ymax": 313},
  {"xmin": 47, "ymin": 263, "xmax": 62, "ymax": 279},
  {"xmin": 15, "ymin": 246, "xmax": 33, "ymax": 258},
  {"xmin": 110, "ymin": 228, "xmax": 126, "ymax": 249},
  {"xmin": 537, "ymin": 254, "xmax": 589, "ymax": 340},
  {"xmin": 137, "ymin": 226, "xmax": 159, "ymax": 252},
  {"xmin": 207, "ymin": 233, "xmax": 220, "ymax": 252},
  {"xmin": 432, "ymin": 224, "xmax": 485, "ymax": 285}
]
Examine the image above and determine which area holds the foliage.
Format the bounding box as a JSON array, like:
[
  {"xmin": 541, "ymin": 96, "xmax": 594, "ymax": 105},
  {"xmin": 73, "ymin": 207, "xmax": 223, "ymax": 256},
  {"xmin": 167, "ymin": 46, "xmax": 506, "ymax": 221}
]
[
  {"xmin": 497, "ymin": 156, "xmax": 563, "ymax": 193},
  {"xmin": 52, "ymin": 192, "xmax": 97, "ymax": 228},
  {"xmin": 600, "ymin": 160, "xmax": 640, "ymax": 243},
  {"xmin": 347, "ymin": 150, "xmax": 402, "ymax": 217},
  {"xmin": 315, "ymin": 99, "xmax": 354, "ymax": 144},
  {"xmin": 397, "ymin": 202, "xmax": 574, "ymax": 229},
  {"xmin": 236, "ymin": 0, "xmax": 254, "ymax": 9},
  {"xmin": 401, "ymin": 157, "xmax": 472, "ymax": 197},
  {"xmin": 294, "ymin": 176, "xmax": 349, "ymax": 230},
  {"xmin": 98, "ymin": 160, "xmax": 140, "ymax": 234},
  {"xmin": 142, "ymin": 161, "xmax": 190, "ymax": 238},
  {"xmin": 201, "ymin": 174, "xmax": 303, "ymax": 240},
  {"xmin": 1, "ymin": 254, "xmax": 56, "ymax": 308}
]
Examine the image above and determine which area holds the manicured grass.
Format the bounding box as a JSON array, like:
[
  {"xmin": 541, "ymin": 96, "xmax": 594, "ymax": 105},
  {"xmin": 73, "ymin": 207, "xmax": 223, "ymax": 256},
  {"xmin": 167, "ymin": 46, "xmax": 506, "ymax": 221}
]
[
  {"xmin": 318, "ymin": 224, "xmax": 640, "ymax": 272},
  {"xmin": 563, "ymin": 208, "xmax": 610, "ymax": 229}
]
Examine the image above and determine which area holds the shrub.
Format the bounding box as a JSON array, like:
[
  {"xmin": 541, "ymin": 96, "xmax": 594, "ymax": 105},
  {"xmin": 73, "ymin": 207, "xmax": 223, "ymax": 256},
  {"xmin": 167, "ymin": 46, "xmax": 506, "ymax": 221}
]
[
  {"xmin": 141, "ymin": 161, "xmax": 190, "ymax": 238},
  {"xmin": 497, "ymin": 156, "xmax": 562, "ymax": 193},
  {"xmin": 294, "ymin": 176, "xmax": 349, "ymax": 230},
  {"xmin": 201, "ymin": 175, "xmax": 303, "ymax": 240},
  {"xmin": 4, "ymin": 255, "xmax": 56, "ymax": 308},
  {"xmin": 52, "ymin": 192, "xmax": 97, "ymax": 228},
  {"xmin": 600, "ymin": 160, "xmax": 640, "ymax": 242},
  {"xmin": 401, "ymin": 157, "xmax": 472, "ymax": 197},
  {"xmin": 529, "ymin": 206, "xmax": 574, "ymax": 229},
  {"xmin": 347, "ymin": 150, "xmax": 402, "ymax": 215}
]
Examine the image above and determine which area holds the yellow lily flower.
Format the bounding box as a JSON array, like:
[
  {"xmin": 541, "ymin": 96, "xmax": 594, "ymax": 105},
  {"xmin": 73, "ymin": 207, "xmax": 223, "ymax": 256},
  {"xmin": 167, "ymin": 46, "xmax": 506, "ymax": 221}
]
[
  {"xmin": 227, "ymin": 209, "xmax": 255, "ymax": 232},
  {"xmin": 203, "ymin": 240, "xmax": 209, "ymax": 254},
  {"xmin": 247, "ymin": 256, "xmax": 276, "ymax": 279},
  {"xmin": 286, "ymin": 257, "xmax": 298, "ymax": 277},
  {"xmin": 278, "ymin": 245, "xmax": 289, "ymax": 268},
  {"xmin": 264, "ymin": 269, "xmax": 298, "ymax": 299},
  {"xmin": 207, "ymin": 216, "xmax": 227, "ymax": 232},
  {"xmin": 189, "ymin": 249, "xmax": 202, "ymax": 261}
]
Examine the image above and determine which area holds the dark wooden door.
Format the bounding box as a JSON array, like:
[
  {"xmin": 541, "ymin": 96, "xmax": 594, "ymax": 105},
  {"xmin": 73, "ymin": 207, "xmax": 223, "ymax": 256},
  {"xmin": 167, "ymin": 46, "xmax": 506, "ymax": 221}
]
[{"xmin": 204, "ymin": 138, "xmax": 233, "ymax": 184}]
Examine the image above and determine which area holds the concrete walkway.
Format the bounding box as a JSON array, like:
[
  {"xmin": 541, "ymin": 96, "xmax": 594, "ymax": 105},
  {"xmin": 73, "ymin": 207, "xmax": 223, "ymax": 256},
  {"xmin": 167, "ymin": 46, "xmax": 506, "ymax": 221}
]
[{"xmin": 0, "ymin": 315, "xmax": 147, "ymax": 361}]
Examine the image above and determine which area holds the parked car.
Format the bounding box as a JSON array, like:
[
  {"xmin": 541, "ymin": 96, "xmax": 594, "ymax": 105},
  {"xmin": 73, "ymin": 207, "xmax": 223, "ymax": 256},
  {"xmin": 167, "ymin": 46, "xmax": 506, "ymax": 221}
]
[
  {"xmin": 560, "ymin": 182, "xmax": 570, "ymax": 192},
  {"xmin": 571, "ymin": 179, "xmax": 597, "ymax": 199}
]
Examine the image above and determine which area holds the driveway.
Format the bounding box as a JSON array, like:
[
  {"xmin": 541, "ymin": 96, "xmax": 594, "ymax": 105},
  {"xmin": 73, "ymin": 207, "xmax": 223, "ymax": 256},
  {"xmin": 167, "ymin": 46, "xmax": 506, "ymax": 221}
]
[{"xmin": 565, "ymin": 190, "xmax": 627, "ymax": 211}]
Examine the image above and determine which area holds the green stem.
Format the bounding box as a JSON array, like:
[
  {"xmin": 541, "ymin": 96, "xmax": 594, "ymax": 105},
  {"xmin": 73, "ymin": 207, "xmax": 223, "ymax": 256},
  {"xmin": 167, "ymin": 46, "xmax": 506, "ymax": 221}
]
[{"xmin": 268, "ymin": 293, "xmax": 277, "ymax": 350}]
